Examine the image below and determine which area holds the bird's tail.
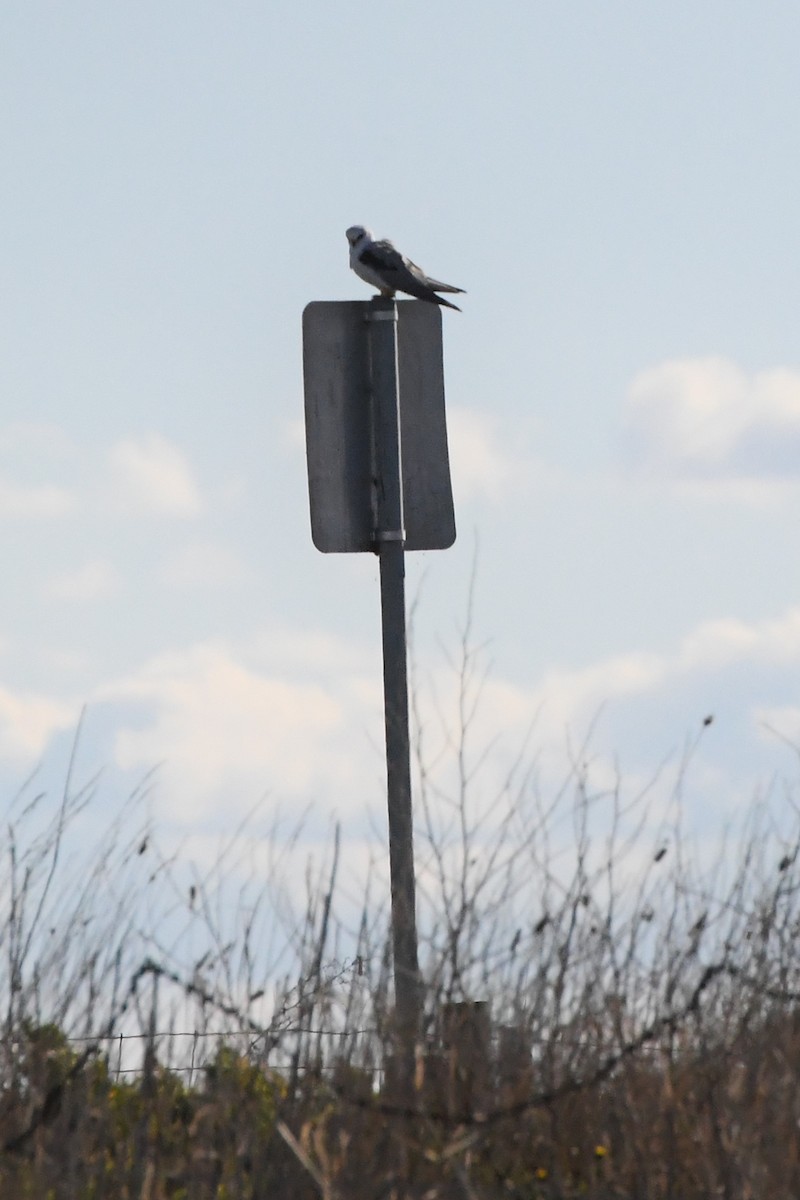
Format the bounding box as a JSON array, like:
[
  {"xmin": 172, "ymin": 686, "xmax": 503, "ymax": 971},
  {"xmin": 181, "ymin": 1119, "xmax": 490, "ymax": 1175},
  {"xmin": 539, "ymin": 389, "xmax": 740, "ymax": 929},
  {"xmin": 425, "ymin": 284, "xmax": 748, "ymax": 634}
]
[
  {"xmin": 427, "ymin": 279, "xmax": 465, "ymax": 294},
  {"xmin": 435, "ymin": 295, "xmax": 462, "ymax": 312}
]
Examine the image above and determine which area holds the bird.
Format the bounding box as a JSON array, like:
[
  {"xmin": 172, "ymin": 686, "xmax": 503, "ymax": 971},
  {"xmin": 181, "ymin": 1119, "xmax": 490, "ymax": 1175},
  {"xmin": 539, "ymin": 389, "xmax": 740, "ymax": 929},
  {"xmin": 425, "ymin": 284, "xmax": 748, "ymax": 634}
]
[{"xmin": 346, "ymin": 225, "xmax": 465, "ymax": 311}]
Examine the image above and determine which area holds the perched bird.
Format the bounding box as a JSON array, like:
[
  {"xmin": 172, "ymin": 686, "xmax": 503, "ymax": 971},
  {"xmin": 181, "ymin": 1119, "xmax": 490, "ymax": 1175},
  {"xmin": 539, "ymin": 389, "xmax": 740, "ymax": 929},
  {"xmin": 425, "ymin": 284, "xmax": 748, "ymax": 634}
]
[{"xmin": 346, "ymin": 225, "xmax": 465, "ymax": 311}]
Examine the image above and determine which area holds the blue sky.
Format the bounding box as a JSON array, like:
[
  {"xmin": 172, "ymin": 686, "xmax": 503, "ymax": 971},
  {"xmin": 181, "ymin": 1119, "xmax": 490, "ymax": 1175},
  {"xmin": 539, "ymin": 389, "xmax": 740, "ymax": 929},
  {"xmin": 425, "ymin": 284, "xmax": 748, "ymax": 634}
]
[{"xmin": 3, "ymin": 2, "xmax": 800, "ymax": 873}]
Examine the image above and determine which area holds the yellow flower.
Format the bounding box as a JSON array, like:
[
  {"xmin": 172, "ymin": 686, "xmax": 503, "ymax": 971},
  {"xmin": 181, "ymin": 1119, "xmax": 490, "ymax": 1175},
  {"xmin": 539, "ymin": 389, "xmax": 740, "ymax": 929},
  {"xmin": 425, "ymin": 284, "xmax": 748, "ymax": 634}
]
[
  {"xmin": 594, "ymin": 1144, "xmax": 608, "ymax": 1158},
  {"xmin": 535, "ymin": 1167, "xmax": 548, "ymax": 1180}
]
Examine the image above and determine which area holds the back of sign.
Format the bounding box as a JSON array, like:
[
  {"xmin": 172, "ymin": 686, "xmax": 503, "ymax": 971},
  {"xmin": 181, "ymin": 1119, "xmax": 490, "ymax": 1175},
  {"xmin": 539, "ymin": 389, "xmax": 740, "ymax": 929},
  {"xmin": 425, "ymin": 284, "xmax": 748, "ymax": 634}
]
[{"xmin": 302, "ymin": 300, "xmax": 456, "ymax": 553}]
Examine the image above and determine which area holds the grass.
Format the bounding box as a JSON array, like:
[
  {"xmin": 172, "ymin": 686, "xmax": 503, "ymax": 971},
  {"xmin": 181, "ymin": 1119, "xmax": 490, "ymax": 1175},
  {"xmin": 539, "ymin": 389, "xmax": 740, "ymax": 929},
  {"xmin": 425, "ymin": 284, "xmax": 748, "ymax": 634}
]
[{"xmin": 2, "ymin": 680, "xmax": 800, "ymax": 1196}]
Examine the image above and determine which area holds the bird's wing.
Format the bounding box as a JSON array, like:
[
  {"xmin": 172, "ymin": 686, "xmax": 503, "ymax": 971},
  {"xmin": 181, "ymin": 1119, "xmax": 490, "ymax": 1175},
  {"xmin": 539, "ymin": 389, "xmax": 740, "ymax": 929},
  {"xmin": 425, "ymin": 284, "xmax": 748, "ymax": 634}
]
[
  {"xmin": 409, "ymin": 270, "xmax": 465, "ymax": 295},
  {"xmin": 361, "ymin": 239, "xmax": 464, "ymax": 299},
  {"xmin": 400, "ymin": 252, "xmax": 464, "ymax": 294},
  {"xmin": 358, "ymin": 239, "xmax": 407, "ymax": 281}
]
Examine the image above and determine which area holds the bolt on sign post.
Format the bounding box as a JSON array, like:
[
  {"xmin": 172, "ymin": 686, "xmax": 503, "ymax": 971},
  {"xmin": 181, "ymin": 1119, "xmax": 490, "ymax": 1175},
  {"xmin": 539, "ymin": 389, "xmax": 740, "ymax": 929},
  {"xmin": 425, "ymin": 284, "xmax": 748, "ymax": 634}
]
[{"xmin": 303, "ymin": 297, "xmax": 456, "ymax": 1076}]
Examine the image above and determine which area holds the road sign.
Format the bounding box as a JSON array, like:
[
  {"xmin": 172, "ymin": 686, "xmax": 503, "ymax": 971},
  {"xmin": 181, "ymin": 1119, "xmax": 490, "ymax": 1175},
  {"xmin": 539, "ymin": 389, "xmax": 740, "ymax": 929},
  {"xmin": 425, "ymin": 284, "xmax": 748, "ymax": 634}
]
[
  {"xmin": 302, "ymin": 300, "xmax": 456, "ymax": 553},
  {"xmin": 302, "ymin": 294, "xmax": 460, "ymax": 1078}
]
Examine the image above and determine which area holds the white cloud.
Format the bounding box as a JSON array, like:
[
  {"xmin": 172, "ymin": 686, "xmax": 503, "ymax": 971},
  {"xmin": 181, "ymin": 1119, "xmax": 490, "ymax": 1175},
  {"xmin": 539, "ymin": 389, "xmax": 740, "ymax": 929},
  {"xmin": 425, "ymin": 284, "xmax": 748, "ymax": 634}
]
[
  {"xmin": 2, "ymin": 595, "xmax": 797, "ymax": 853},
  {"xmin": 520, "ymin": 608, "xmax": 800, "ymax": 736},
  {"xmin": 404, "ymin": 604, "xmax": 800, "ymax": 848},
  {"xmin": 678, "ymin": 609, "xmax": 800, "ymax": 670},
  {"xmin": 47, "ymin": 559, "xmax": 120, "ymax": 602},
  {"xmin": 0, "ymin": 478, "xmax": 77, "ymax": 518},
  {"xmin": 107, "ymin": 434, "xmax": 203, "ymax": 517},
  {"xmin": 623, "ymin": 357, "xmax": 800, "ymax": 491},
  {"xmin": 625, "ymin": 357, "xmax": 750, "ymax": 468},
  {"xmin": 98, "ymin": 641, "xmax": 378, "ymax": 821},
  {"xmin": 0, "ymin": 687, "xmax": 76, "ymax": 766},
  {"xmin": 68, "ymin": 603, "xmax": 800, "ymax": 842},
  {"xmin": 447, "ymin": 406, "xmax": 519, "ymax": 501}
]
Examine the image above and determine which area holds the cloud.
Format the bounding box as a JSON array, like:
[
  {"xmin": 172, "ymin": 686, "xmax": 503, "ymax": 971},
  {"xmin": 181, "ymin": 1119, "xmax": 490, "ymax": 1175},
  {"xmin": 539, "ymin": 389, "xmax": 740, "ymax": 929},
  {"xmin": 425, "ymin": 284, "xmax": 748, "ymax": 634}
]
[
  {"xmin": 519, "ymin": 608, "xmax": 800, "ymax": 739},
  {"xmin": 678, "ymin": 610, "xmax": 800, "ymax": 670},
  {"xmin": 623, "ymin": 357, "xmax": 800, "ymax": 493},
  {"xmin": 98, "ymin": 641, "xmax": 379, "ymax": 822},
  {"xmin": 0, "ymin": 686, "xmax": 76, "ymax": 767},
  {"xmin": 406, "ymin": 604, "xmax": 800, "ymax": 846},
  {"xmin": 447, "ymin": 406, "xmax": 520, "ymax": 501},
  {"xmin": 0, "ymin": 478, "xmax": 77, "ymax": 518},
  {"xmin": 107, "ymin": 434, "xmax": 203, "ymax": 516},
  {"xmin": 73, "ymin": 603, "xmax": 800, "ymax": 841},
  {"xmin": 3, "ymin": 594, "xmax": 798, "ymax": 854},
  {"xmin": 46, "ymin": 559, "xmax": 120, "ymax": 602}
]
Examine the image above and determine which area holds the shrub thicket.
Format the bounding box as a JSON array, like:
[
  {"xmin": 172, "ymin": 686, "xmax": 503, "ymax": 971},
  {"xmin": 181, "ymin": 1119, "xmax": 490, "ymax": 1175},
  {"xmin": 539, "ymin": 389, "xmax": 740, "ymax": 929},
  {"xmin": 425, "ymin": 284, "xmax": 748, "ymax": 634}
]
[{"xmin": 2, "ymin": 690, "xmax": 800, "ymax": 1197}]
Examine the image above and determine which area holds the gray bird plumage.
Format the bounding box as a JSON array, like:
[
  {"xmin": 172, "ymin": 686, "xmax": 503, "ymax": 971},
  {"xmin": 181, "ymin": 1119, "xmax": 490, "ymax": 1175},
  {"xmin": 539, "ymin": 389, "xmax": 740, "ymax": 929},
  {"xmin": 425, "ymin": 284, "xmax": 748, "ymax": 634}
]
[{"xmin": 346, "ymin": 225, "xmax": 465, "ymax": 311}]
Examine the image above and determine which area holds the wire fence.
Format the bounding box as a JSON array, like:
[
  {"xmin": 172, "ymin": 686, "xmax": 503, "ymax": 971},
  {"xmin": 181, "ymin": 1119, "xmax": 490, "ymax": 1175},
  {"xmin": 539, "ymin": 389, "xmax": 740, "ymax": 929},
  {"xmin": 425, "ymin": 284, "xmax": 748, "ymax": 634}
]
[
  {"xmin": 60, "ymin": 1024, "xmax": 388, "ymax": 1086},
  {"xmin": 59, "ymin": 1015, "xmax": 671, "ymax": 1094}
]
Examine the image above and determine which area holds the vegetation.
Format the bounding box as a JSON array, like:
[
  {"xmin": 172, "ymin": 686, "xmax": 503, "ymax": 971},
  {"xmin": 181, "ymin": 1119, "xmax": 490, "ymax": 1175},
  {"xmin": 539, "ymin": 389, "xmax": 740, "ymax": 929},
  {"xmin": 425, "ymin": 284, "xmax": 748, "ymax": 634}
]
[{"xmin": 2, "ymin": 672, "xmax": 800, "ymax": 1198}]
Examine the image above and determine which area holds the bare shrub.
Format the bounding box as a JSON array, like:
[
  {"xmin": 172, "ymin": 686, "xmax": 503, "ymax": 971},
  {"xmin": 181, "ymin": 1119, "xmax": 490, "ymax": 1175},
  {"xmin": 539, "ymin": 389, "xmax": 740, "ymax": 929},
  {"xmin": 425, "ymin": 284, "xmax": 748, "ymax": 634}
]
[{"xmin": 3, "ymin": 644, "xmax": 800, "ymax": 1196}]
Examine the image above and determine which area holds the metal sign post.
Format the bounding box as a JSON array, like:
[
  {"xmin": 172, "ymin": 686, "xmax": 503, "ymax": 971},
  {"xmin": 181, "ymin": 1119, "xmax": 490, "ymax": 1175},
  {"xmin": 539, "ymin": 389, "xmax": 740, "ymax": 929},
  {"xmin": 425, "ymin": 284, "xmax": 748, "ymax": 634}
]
[
  {"xmin": 367, "ymin": 298, "xmax": 421, "ymax": 1061},
  {"xmin": 303, "ymin": 297, "xmax": 456, "ymax": 1085}
]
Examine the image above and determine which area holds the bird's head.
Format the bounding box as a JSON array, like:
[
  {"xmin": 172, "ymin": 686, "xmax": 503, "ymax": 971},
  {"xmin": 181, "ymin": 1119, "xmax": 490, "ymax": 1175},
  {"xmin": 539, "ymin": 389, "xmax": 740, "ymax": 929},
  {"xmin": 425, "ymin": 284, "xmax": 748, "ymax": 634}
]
[{"xmin": 346, "ymin": 225, "xmax": 371, "ymax": 247}]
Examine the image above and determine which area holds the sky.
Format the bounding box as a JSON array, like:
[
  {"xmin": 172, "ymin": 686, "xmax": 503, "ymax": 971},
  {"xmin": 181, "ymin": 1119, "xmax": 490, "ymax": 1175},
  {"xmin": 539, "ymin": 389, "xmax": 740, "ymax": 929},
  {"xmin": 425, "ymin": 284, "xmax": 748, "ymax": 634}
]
[{"xmin": 3, "ymin": 2, "xmax": 800, "ymax": 894}]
